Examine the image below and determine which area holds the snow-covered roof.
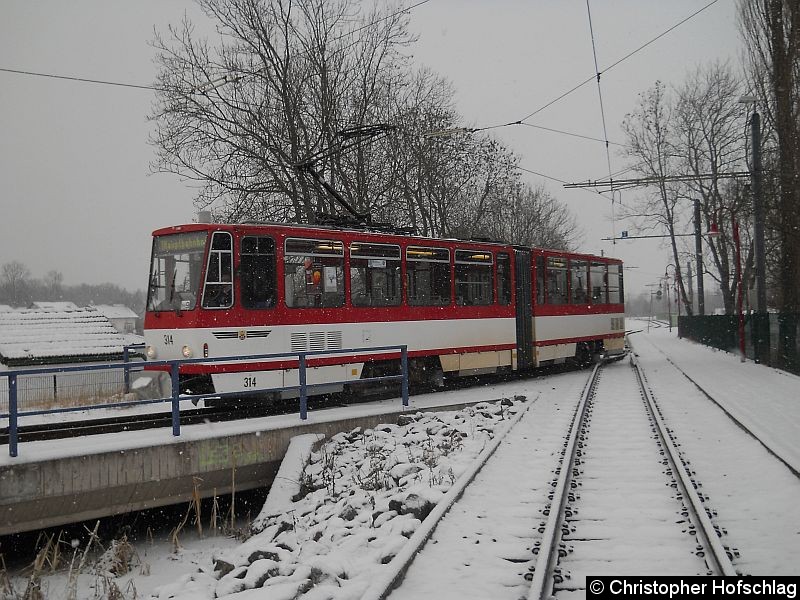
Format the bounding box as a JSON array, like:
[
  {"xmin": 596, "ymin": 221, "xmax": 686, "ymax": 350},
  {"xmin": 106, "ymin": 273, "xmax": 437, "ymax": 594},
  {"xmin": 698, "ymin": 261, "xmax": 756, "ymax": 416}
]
[
  {"xmin": 0, "ymin": 305, "xmax": 14, "ymax": 313},
  {"xmin": 0, "ymin": 306, "xmax": 131, "ymax": 367},
  {"xmin": 94, "ymin": 304, "xmax": 139, "ymax": 320},
  {"xmin": 30, "ymin": 301, "xmax": 79, "ymax": 311},
  {"xmin": 122, "ymin": 333, "xmax": 145, "ymax": 347}
]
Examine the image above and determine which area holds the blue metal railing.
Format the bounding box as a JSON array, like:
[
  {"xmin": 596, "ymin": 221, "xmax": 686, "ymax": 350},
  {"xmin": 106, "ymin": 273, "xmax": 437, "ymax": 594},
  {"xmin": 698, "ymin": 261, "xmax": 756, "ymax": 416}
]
[
  {"xmin": 122, "ymin": 343, "xmax": 146, "ymax": 393},
  {"xmin": 1, "ymin": 344, "xmax": 409, "ymax": 457}
]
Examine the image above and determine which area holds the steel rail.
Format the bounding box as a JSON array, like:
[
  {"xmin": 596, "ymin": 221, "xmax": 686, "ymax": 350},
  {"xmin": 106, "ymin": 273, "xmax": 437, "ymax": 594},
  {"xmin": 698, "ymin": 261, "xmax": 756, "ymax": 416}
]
[
  {"xmin": 526, "ymin": 363, "xmax": 602, "ymax": 600},
  {"xmin": 631, "ymin": 355, "xmax": 738, "ymax": 575}
]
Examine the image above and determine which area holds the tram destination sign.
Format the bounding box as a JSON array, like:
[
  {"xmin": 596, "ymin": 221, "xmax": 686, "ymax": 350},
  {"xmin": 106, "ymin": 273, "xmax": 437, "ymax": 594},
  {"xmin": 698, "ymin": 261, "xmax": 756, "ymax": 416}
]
[{"xmin": 155, "ymin": 231, "xmax": 208, "ymax": 255}]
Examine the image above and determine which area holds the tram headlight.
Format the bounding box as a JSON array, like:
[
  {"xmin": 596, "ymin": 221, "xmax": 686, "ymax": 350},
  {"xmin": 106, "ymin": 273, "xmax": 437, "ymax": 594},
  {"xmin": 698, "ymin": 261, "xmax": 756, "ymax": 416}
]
[
  {"xmin": 182, "ymin": 345, "xmax": 194, "ymax": 358},
  {"xmin": 145, "ymin": 345, "xmax": 157, "ymax": 360}
]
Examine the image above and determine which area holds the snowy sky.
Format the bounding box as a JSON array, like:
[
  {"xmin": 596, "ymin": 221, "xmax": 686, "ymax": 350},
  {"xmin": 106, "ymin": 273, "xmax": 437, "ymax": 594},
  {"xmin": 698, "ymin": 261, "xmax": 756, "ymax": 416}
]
[{"xmin": 0, "ymin": 0, "xmax": 742, "ymax": 294}]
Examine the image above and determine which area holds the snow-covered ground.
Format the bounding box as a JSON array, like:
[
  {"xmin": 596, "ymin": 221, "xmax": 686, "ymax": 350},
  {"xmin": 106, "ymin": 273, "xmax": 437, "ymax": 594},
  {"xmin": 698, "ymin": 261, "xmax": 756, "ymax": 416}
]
[
  {"xmin": 5, "ymin": 325, "xmax": 800, "ymax": 598},
  {"xmin": 6, "ymin": 394, "xmax": 550, "ymax": 599},
  {"xmin": 631, "ymin": 321, "xmax": 800, "ymax": 472},
  {"xmin": 630, "ymin": 322, "xmax": 800, "ymax": 574}
]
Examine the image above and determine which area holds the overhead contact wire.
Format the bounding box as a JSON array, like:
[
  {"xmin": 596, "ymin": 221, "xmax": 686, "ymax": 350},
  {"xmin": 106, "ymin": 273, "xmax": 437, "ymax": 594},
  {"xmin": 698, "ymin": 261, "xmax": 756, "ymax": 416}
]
[
  {"xmin": 0, "ymin": 67, "xmax": 158, "ymax": 91},
  {"xmin": 490, "ymin": 0, "xmax": 721, "ymax": 126},
  {"xmin": 585, "ymin": 0, "xmax": 617, "ymax": 243}
]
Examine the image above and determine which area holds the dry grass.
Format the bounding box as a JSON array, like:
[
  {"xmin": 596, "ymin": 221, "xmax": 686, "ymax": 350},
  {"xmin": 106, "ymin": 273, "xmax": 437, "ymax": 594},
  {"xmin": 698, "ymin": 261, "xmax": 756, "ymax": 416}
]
[
  {"xmin": 65, "ymin": 521, "xmax": 100, "ymax": 600},
  {"xmin": 0, "ymin": 554, "xmax": 16, "ymax": 600},
  {"xmin": 2, "ymin": 520, "xmax": 154, "ymax": 600},
  {"xmin": 17, "ymin": 531, "xmax": 63, "ymax": 600},
  {"xmin": 96, "ymin": 575, "xmax": 138, "ymax": 600}
]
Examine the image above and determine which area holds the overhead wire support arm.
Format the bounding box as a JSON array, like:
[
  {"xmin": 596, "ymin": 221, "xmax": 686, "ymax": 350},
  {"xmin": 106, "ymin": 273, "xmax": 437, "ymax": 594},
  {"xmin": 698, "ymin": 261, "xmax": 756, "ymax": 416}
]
[
  {"xmin": 601, "ymin": 233, "xmax": 696, "ymax": 241},
  {"xmin": 564, "ymin": 171, "xmax": 751, "ymax": 192}
]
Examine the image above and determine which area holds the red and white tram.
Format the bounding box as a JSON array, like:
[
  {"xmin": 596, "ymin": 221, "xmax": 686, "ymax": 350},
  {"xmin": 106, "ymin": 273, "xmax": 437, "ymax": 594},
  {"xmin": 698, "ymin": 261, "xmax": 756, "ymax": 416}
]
[{"xmin": 143, "ymin": 222, "xmax": 625, "ymax": 397}]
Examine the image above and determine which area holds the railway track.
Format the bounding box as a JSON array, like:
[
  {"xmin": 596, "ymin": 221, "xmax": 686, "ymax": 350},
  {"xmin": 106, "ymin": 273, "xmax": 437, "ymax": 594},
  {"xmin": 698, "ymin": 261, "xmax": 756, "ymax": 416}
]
[
  {"xmin": 361, "ymin": 356, "xmax": 739, "ymax": 600},
  {"xmin": 534, "ymin": 355, "xmax": 738, "ymax": 599}
]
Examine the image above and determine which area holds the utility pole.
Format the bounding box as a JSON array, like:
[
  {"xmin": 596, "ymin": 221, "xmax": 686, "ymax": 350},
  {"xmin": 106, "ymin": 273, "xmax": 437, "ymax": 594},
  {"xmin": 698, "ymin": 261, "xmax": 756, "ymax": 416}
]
[
  {"xmin": 693, "ymin": 199, "xmax": 705, "ymax": 316},
  {"xmin": 751, "ymin": 110, "xmax": 769, "ymax": 364}
]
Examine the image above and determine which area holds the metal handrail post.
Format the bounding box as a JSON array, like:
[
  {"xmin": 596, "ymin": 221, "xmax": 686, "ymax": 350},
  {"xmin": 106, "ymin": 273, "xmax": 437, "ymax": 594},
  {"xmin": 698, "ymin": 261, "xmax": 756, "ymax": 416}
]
[
  {"xmin": 299, "ymin": 354, "xmax": 308, "ymax": 420},
  {"xmin": 8, "ymin": 374, "xmax": 18, "ymax": 457},
  {"xmin": 170, "ymin": 362, "xmax": 181, "ymax": 436},
  {"xmin": 401, "ymin": 346, "xmax": 409, "ymax": 407},
  {"xmin": 123, "ymin": 346, "xmax": 131, "ymax": 394}
]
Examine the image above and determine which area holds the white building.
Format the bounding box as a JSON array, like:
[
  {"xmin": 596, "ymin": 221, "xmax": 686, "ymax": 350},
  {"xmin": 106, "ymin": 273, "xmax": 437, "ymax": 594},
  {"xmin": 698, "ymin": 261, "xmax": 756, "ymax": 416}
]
[
  {"xmin": 94, "ymin": 304, "xmax": 140, "ymax": 335},
  {"xmin": 0, "ymin": 305, "xmax": 144, "ymax": 409}
]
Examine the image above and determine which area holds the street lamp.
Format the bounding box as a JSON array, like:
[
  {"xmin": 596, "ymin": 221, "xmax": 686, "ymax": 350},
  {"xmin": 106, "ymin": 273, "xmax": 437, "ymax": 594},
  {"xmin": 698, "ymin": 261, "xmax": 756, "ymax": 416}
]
[
  {"xmin": 664, "ymin": 264, "xmax": 679, "ymax": 332},
  {"xmin": 646, "ymin": 283, "xmax": 662, "ymax": 333}
]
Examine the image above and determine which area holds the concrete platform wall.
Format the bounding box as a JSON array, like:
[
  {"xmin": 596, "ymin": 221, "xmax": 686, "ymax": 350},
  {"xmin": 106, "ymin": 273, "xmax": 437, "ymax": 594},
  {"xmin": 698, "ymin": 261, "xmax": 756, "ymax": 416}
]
[{"xmin": 0, "ymin": 402, "xmax": 478, "ymax": 535}]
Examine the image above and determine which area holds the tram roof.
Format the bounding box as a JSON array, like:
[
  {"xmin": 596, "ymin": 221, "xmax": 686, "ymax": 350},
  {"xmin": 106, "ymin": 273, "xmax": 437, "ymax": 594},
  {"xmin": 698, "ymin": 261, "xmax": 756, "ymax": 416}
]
[{"xmin": 151, "ymin": 222, "xmax": 622, "ymax": 264}]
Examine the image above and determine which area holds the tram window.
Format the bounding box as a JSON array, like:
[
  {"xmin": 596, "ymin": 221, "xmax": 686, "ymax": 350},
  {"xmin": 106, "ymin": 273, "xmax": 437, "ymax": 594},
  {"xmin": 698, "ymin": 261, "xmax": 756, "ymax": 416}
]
[
  {"xmin": 570, "ymin": 260, "xmax": 588, "ymax": 304},
  {"xmin": 406, "ymin": 246, "xmax": 451, "ymax": 306},
  {"xmin": 497, "ymin": 253, "xmax": 511, "ymax": 305},
  {"xmin": 350, "ymin": 242, "xmax": 401, "ymax": 307},
  {"xmin": 608, "ymin": 264, "xmax": 622, "ymax": 304},
  {"xmin": 240, "ymin": 236, "xmax": 276, "ymax": 309},
  {"xmin": 455, "ymin": 249, "xmax": 493, "ymax": 306},
  {"xmin": 202, "ymin": 231, "xmax": 234, "ymax": 309},
  {"xmin": 590, "ymin": 262, "xmax": 608, "ymax": 304},
  {"xmin": 535, "ymin": 255, "xmax": 545, "ymax": 305},
  {"xmin": 546, "ymin": 257, "xmax": 568, "ymax": 305},
  {"xmin": 147, "ymin": 231, "xmax": 207, "ymax": 312},
  {"xmin": 284, "ymin": 238, "xmax": 344, "ymax": 308}
]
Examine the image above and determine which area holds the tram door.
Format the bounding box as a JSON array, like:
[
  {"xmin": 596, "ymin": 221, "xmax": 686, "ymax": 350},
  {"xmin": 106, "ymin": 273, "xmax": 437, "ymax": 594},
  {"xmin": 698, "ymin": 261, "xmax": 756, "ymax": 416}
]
[{"xmin": 514, "ymin": 249, "xmax": 534, "ymax": 370}]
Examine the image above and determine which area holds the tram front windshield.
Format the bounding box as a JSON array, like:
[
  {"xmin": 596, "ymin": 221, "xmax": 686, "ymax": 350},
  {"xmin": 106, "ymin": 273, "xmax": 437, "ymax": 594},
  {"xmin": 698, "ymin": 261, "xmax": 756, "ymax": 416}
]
[{"xmin": 147, "ymin": 231, "xmax": 208, "ymax": 312}]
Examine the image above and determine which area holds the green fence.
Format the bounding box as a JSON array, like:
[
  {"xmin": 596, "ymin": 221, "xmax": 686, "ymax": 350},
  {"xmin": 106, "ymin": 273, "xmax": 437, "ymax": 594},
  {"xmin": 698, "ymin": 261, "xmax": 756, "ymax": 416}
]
[{"xmin": 678, "ymin": 313, "xmax": 800, "ymax": 374}]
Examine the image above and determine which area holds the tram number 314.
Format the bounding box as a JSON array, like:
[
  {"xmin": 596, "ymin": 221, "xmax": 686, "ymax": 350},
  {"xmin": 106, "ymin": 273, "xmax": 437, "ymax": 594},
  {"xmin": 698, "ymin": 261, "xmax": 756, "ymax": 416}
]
[{"xmin": 243, "ymin": 376, "xmax": 257, "ymax": 388}]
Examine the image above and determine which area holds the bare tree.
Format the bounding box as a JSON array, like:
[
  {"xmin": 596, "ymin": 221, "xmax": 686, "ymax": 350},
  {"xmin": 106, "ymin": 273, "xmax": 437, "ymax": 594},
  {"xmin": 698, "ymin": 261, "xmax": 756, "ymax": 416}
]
[
  {"xmin": 374, "ymin": 66, "xmax": 467, "ymax": 234},
  {"xmin": 621, "ymin": 67, "xmax": 759, "ymax": 317},
  {"xmin": 151, "ymin": 0, "xmax": 414, "ymax": 223},
  {"xmin": 43, "ymin": 270, "xmax": 64, "ymax": 300},
  {"xmin": 491, "ymin": 182, "xmax": 581, "ymax": 250},
  {"xmin": 621, "ymin": 82, "xmax": 697, "ymax": 314},
  {"xmin": 674, "ymin": 62, "xmax": 751, "ymax": 315},
  {"xmin": 150, "ymin": 0, "xmax": 581, "ymax": 252},
  {"xmin": 1, "ymin": 261, "xmax": 31, "ymax": 307},
  {"xmin": 738, "ymin": 0, "xmax": 800, "ymax": 367}
]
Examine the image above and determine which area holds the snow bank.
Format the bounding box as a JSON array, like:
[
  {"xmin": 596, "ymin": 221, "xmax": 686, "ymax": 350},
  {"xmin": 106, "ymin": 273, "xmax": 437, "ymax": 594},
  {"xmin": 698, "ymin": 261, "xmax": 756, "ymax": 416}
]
[{"xmin": 254, "ymin": 433, "xmax": 326, "ymax": 526}]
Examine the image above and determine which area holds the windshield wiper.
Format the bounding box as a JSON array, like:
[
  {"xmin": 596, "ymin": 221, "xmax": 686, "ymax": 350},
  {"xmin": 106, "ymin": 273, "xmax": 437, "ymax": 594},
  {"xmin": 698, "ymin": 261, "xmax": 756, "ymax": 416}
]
[{"xmin": 168, "ymin": 271, "xmax": 182, "ymax": 316}]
